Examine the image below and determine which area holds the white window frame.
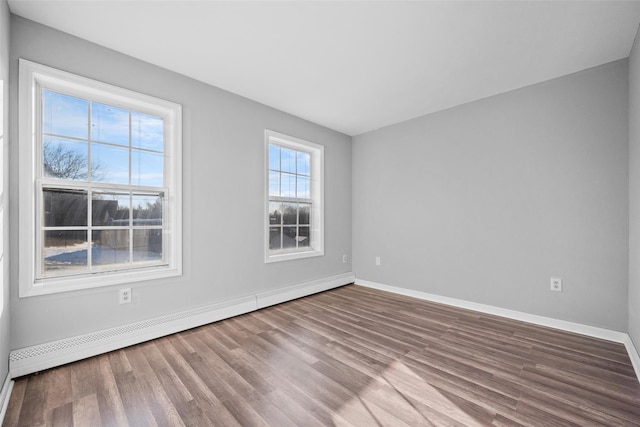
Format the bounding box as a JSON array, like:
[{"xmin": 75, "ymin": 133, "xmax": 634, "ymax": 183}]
[
  {"xmin": 265, "ymin": 130, "xmax": 324, "ymax": 263},
  {"xmin": 19, "ymin": 59, "xmax": 182, "ymax": 297}
]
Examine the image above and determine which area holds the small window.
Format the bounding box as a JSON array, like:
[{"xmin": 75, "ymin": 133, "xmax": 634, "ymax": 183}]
[
  {"xmin": 265, "ymin": 130, "xmax": 323, "ymax": 263},
  {"xmin": 19, "ymin": 59, "xmax": 182, "ymax": 296}
]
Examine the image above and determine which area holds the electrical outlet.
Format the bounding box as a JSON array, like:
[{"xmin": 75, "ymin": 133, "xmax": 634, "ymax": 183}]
[
  {"xmin": 375, "ymin": 256, "xmax": 381, "ymax": 266},
  {"xmin": 550, "ymin": 277, "xmax": 562, "ymax": 292},
  {"xmin": 342, "ymin": 254, "xmax": 348, "ymax": 263},
  {"xmin": 119, "ymin": 288, "xmax": 132, "ymax": 304}
]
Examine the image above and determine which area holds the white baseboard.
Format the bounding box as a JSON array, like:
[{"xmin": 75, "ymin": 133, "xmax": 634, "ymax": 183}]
[
  {"xmin": 9, "ymin": 272, "xmax": 355, "ymax": 378},
  {"xmin": 625, "ymin": 336, "xmax": 640, "ymax": 382},
  {"xmin": 356, "ymin": 279, "xmax": 640, "ymax": 383},
  {"xmin": 0, "ymin": 374, "xmax": 13, "ymax": 425},
  {"xmin": 356, "ymin": 279, "xmax": 627, "ymax": 341}
]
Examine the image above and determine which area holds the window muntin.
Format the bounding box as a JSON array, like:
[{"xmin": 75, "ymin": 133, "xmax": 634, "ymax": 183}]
[
  {"xmin": 265, "ymin": 130, "xmax": 323, "ymax": 263},
  {"xmin": 19, "ymin": 59, "xmax": 182, "ymax": 296}
]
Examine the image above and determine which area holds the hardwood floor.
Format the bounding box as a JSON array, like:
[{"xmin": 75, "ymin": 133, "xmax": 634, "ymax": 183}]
[{"xmin": 3, "ymin": 284, "xmax": 640, "ymax": 426}]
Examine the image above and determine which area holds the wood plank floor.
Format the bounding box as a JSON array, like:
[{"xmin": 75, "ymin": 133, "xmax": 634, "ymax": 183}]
[{"xmin": 3, "ymin": 284, "xmax": 640, "ymax": 426}]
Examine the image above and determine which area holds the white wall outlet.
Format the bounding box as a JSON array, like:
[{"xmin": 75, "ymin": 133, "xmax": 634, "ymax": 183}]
[
  {"xmin": 550, "ymin": 277, "xmax": 562, "ymax": 292},
  {"xmin": 342, "ymin": 254, "xmax": 348, "ymax": 263},
  {"xmin": 119, "ymin": 288, "xmax": 132, "ymax": 304},
  {"xmin": 375, "ymin": 256, "xmax": 381, "ymax": 266}
]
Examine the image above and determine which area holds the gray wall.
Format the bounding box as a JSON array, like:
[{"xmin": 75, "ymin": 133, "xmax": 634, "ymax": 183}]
[
  {"xmin": 9, "ymin": 16, "xmax": 352, "ymax": 349},
  {"xmin": 353, "ymin": 60, "xmax": 629, "ymax": 331},
  {"xmin": 0, "ymin": 0, "xmax": 10, "ymax": 383},
  {"xmin": 629, "ymin": 28, "xmax": 640, "ymax": 349}
]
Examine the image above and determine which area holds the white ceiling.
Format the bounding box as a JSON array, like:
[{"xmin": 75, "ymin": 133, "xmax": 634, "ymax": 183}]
[{"xmin": 8, "ymin": 1, "xmax": 640, "ymax": 136}]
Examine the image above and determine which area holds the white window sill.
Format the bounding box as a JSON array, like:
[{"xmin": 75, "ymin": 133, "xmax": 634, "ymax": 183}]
[
  {"xmin": 265, "ymin": 249, "xmax": 324, "ymax": 264},
  {"xmin": 21, "ymin": 266, "xmax": 182, "ymax": 298}
]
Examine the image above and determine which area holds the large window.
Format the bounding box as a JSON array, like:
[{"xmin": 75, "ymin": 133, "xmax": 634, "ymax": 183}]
[
  {"xmin": 265, "ymin": 130, "xmax": 323, "ymax": 263},
  {"xmin": 19, "ymin": 59, "xmax": 182, "ymax": 296}
]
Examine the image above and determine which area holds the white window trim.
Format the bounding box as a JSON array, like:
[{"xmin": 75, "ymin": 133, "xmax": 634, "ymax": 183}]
[
  {"xmin": 18, "ymin": 59, "xmax": 183, "ymax": 297},
  {"xmin": 265, "ymin": 130, "xmax": 324, "ymax": 263}
]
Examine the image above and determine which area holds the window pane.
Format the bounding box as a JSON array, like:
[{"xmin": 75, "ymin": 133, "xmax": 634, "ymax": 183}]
[
  {"xmin": 132, "ymin": 149, "xmax": 163, "ymax": 187},
  {"xmin": 133, "ymin": 194, "xmax": 163, "ymax": 226},
  {"xmin": 283, "ymin": 227, "xmax": 297, "ymax": 248},
  {"xmin": 43, "ymin": 230, "xmax": 88, "ymax": 274},
  {"xmin": 283, "ymin": 203, "xmax": 297, "ymax": 225},
  {"xmin": 298, "ymin": 226, "xmax": 310, "ymax": 247},
  {"xmin": 281, "ymin": 173, "xmax": 296, "ymax": 197},
  {"xmin": 297, "ymin": 151, "xmax": 310, "ymax": 176},
  {"xmin": 297, "ymin": 176, "xmax": 310, "ymax": 199},
  {"xmin": 92, "ymin": 192, "xmax": 130, "ymax": 226},
  {"xmin": 132, "ymin": 112, "xmax": 163, "ymax": 152},
  {"xmin": 132, "ymin": 194, "xmax": 162, "ymax": 225},
  {"xmin": 91, "ymin": 142, "xmax": 129, "ymax": 184},
  {"xmin": 269, "ymin": 227, "xmax": 281, "ymax": 250},
  {"xmin": 91, "ymin": 102, "xmax": 129, "ymax": 146},
  {"xmin": 269, "ymin": 202, "xmax": 282, "ymax": 225},
  {"xmin": 268, "ymin": 144, "xmax": 280, "ymax": 171},
  {"xmin": 299, "ymin": 203, "xmax": 311, "ymax": 225},
  {"xmin": 42, "ymin": 90, "xmax": 88, "ymax": 140},
  {"xmin": 281, "ymin": 147, "xmax": 296, "ymax": 173},
  {"xmin": 269, "ymin": 171, "xmax": 280, "ymax": 197},
  {"xmin": 92, "ymin": 229, "xmax": 130, "ymax": 266},
  {"xmin": 133, "ymin": 229, "xmax": 162, "ymax": 262},
  {"xmin": 43, "ymin": 189, "xmax": 87, "ymax": 227},
  {"xmin": 43, "ymin": 136, "xmax": 89, "ymax": 180}
]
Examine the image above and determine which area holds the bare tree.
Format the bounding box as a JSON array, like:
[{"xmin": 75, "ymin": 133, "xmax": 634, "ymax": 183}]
[{"xmin": 43, "ymin": 141, "xmax": 102, "ymax": 180}]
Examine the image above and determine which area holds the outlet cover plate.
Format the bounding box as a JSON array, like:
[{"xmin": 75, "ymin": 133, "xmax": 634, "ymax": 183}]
[{"xmin": 119, "ymin": 288, "xmax": 132, "ymax": 304}]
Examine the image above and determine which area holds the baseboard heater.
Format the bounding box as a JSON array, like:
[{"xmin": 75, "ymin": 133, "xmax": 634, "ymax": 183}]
[{"xmin": 10, "ymin": 272, "xmax": 355, "ymax": 378}]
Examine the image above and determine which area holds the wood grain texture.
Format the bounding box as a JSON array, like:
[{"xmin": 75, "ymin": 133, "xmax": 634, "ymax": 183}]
[{"xmin": 3, "ymin": 285, "xmax": 640, "ymax": 426}]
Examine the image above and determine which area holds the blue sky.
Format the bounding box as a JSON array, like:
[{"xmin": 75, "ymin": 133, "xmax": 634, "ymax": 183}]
[
  {"xmin": 268, "ymin": 144, "xmax": 310, "ymax": 199},
  {"xmin": 42, "ymin": 89, "xmax": 165, "ymax": 187}
]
